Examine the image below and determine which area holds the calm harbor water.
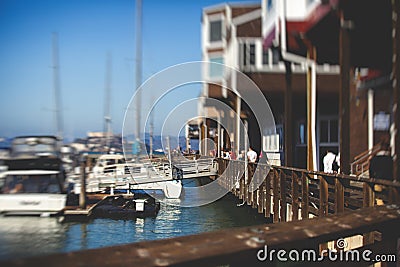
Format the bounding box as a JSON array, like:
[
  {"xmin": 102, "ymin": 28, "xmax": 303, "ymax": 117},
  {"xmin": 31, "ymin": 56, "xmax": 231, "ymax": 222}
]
[{"xmin": 0, "ymin": 194, "xmax": 269, "ymax": 261}]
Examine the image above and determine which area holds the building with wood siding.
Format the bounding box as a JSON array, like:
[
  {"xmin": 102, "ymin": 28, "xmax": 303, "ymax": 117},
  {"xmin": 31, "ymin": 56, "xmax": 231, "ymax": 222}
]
[{"xmin": 200, "ymin": 2, "xmax": 348, "ymax": 170}]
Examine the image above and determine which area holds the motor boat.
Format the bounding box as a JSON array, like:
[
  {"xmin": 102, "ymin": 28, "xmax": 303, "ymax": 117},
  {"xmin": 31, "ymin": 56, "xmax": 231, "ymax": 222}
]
[
  {"xmin": 0, "ymin": 136, "xmax": 67, "ymax": 216},
  {"xmin": 0, "ymin": 169, "xmax": 66, "ymax": 216},
  {"xmin": 90, "ymin": 194, "xmax": 160, "ymax": 219}
]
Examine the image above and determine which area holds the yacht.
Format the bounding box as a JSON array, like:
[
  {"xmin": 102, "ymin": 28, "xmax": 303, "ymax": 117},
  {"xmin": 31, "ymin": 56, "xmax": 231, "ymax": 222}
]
[{"xmin": 0, "ymin": 136, "xmax": 67, "ymax": 216}]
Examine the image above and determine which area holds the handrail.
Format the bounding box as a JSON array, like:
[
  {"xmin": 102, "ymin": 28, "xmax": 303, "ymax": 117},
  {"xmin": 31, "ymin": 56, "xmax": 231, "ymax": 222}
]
[
  {"xmin": 353, "ymin": 142, "xmax": 382, "ymax": 161},
  {"xmin": 225, "ymin": 159, "xmax": 400, "ymax": 188},
  {"xmin": 3, "ymin": 205, "xmax": 399, "ymax": 267},
  {"xmin": 216, "ymin": 158, "xmax": 400, "ymax": 221},
  {"xmin": 350, "ymin": 143, "xmax": 383, "ymax": 176},
  {"xmin": 272, "ymin": 164, "xmax": 400, "ymax": 187}
]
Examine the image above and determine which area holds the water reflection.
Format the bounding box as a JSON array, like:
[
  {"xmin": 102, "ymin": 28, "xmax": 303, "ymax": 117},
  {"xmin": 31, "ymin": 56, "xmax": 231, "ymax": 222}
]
[
  {"xmin": 0, "ymin": 194, "xmax": 269, "ymax": 261},
  {"xmin": 0, "ymin": 217, "xmax": 68, "ymax": 260}
]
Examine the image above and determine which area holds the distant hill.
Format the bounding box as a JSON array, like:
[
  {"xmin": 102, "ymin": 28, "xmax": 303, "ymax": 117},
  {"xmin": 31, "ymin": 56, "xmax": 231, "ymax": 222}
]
[{"xmin": 144, "ymin": 134, "xmax": 199, "ymax": 151}]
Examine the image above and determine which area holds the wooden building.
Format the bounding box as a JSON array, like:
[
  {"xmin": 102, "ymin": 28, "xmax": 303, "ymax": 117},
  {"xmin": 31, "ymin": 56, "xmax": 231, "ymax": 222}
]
[
  {"xmin": 261, "ymin": 0, "xmax": 395, "ymax": 176},
  {"xmin": 198, "ymin": 0, "xmax": 399, "ymax": 178},
  {"xmin": 201, "ymin": 2, "xmax": 342, "ymax": 170}
]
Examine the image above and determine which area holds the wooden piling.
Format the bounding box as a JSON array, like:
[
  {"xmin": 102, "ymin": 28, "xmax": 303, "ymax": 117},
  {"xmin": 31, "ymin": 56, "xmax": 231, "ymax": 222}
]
[{"xmin": 79, "ymin": 158, "xmax": 87, "ymax": 209}]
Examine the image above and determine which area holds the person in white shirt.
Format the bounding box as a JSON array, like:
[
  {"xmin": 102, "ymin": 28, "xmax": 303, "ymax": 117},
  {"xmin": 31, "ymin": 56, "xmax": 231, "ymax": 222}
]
[
  {"xmin": 323, "ymin": 150, "xmax": 336, "ymax": 173},
  {"xmin": 224, "ymin": 151, "xmax": 231, "ymax": 160},
  {"xmin": 247, "ymin": 147, "xmax": 258, "ymax": 163}
]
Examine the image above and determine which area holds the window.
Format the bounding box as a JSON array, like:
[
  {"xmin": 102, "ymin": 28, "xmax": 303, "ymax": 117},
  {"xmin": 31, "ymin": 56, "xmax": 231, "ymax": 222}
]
[
  {"xmin": 209, "ymin": 57, "xmax": 224, "ymax": 78},
  {"xmin": 209, "ymin": 20, "xmax": 222, "ymax": 42},
  {"xmin": 249, "ymin": 44, "xmax": 255, "ymax": 65},
  {"xmin": 262, "ymin": 48, "xmax": 269, "ymax": 65},
  {"xmin": 2, "ymin": 174, "xmax": 61, "ymax": 194},
  {"xmin": 297, "ymin": 121, "xmax": 307, "ymax": 145},
  {"xmin": 272, "ymin": 49, "xmax": 280, "ymax": 64},
  {"xmin": 320, "ymin": 118, "xmax": 338, "ymax": 144},
  {"xmin": 242, "ymin": 43, "xmax": 256, "ymax": 66}
]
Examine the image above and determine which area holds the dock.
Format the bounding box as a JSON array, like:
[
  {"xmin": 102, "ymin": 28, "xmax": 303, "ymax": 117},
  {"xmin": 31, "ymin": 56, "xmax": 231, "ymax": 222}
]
[
  {"xmin": 2, "ymin": 0, "xmax": 400, "ymax": 266},
  {"xmin": 61, "ymin": 209, "xmax": 91, "ymax": 222}
]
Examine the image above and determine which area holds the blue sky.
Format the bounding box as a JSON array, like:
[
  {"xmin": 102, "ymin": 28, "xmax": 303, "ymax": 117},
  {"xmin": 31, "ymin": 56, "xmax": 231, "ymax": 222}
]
[{"xmin": 0, "ymin": 0, "xmax": 257, "ymax": 141}]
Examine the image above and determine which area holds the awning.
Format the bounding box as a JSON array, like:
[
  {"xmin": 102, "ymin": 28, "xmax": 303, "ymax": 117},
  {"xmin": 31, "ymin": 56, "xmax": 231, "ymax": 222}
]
[
  {"xmin": 269, "ymin": 0, "xmax": 393, "ymax": 69},
  {"xmin": 356, "ymin": 69, "xmax": 391, "ymax": 90},
  {"xmin": 286, "ymin": 0, "xmax": 339, "ymax": 52}
]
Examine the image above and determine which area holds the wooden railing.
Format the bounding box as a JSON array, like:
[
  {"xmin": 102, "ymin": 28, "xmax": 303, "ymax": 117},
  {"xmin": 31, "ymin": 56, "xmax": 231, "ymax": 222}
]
[
  {"xmin": 216, "ymin": 158, "xmax": 400, "ymax": 221},
  {"xmin": 350, "ymin": 143, "xmax": 382, "ymax": 176}
]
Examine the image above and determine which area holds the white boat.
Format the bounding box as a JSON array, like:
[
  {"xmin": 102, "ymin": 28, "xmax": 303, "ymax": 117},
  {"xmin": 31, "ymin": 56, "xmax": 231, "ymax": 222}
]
[
  {"xmin": 70, "ymin": 154, "xmax": 183, "ymax": 199},
  {"xmin": 0, "ymin": 170, "xmax": 66, "ymax": 216},
  {"xmin": 0, "ymin": 136, "xmax": 67, "ymax": 216}
]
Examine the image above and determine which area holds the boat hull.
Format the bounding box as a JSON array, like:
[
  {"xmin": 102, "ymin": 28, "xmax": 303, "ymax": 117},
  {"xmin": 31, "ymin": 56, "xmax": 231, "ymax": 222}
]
[
  {"xmin": 90, "ymin": 195, "xmax": 160, "ymax": 219},
  {"xmin": 0, "ymin": 194, "xmax": 67, "ymax": 216}
]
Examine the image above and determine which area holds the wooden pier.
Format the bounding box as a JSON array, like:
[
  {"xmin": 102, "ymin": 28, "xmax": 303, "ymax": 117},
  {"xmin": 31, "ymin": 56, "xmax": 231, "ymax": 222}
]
[{"xmin": 2, "ymin": 158, "xmax": 400, "ymax": 266}]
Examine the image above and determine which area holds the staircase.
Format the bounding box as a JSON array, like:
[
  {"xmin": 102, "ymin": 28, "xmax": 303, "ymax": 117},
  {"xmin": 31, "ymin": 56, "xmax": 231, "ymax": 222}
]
[{"xmin": 350, "ymin": 143, "xmax": 382, "ymax": 177}]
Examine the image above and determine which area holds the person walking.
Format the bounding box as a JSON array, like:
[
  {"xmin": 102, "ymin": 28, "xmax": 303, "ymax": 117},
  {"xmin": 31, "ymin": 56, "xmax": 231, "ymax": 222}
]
[
  {"xmin": 323, "ymin": 150, "xmax": 336, "ymax": 173},
  {"xmin": 247, "ymin": 147, "xmax": 257, "ymax": 163}
]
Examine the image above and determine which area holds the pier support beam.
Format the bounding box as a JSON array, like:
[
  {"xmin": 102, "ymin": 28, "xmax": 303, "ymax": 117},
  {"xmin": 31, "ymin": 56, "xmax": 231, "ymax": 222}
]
[
  {"xmin": 306, "ymin": 47, "xmax": 317, "ymax": 171},
  {"xmin": 79, "ymin": 158, "xmax": 87, "ymax": 209},
  {"xmin": 339, "ymin": 11, "xmax": 351, "ymax": 175},
  {"xmin": 284, "ymin": 60, "xmax": 293, "ymax": 167},
  {"xmin": 393, "ymin": 0, "xmax": 400, "ymax": 181}
]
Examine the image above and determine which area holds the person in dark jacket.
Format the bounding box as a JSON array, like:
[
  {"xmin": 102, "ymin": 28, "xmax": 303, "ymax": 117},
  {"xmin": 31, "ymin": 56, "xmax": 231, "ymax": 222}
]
[{"xmin": 369, "ymin": 142, "xmax": 393, "ymax": 181}]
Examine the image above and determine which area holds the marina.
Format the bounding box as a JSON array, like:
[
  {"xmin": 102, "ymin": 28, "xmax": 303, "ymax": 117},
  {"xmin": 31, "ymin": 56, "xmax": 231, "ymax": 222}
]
[{"xmin": 1, "ymin": 0, "xmax": 400, "ymax": 266}]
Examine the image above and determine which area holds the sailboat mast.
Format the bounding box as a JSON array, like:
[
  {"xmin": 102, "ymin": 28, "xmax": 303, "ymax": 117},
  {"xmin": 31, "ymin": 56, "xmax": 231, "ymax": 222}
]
[
  {"xmin": 104, "ymin": 52, "xmax": 112, "ymax": 152},
  {"xmin": 52, "ymin": 32, "xmax": 63, "ymax": 141},
  {"xmin": 135, "ymin": 0, "xmax": 142, "ymax": 144},
  {"xmin": 149, "ymin": 103, "xmax": 154, "ymax": 159}
]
